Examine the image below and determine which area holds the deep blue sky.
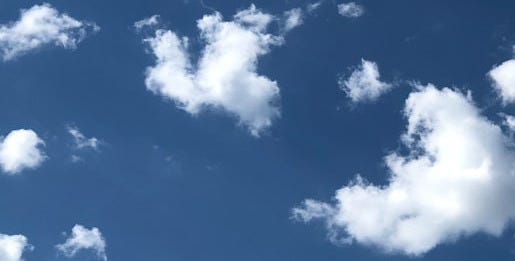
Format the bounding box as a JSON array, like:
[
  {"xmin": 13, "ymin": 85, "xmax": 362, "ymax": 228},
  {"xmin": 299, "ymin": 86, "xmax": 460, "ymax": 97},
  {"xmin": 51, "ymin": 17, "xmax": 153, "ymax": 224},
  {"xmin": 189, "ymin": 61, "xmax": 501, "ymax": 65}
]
[{"xmin": 1, "ymin": 0, "xmax": 515, "ymax": 260}]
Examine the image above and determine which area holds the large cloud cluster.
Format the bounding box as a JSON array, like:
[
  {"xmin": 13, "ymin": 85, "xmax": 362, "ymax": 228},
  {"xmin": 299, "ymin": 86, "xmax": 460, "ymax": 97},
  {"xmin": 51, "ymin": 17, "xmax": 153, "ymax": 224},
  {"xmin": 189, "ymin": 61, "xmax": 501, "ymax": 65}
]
[
  {"xmin": 142, "ymin": 5, "xmax": 302, "ymax": 136},
  {"xmin": 294, "ymin": 85, "xmax": 515, "ymax": 255}
]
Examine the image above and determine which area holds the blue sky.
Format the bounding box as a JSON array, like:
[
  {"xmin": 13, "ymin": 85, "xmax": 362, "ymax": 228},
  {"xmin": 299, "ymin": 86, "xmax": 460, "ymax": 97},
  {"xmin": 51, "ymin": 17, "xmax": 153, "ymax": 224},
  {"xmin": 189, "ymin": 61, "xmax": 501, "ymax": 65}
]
[{"xmin": 0, "ymin": 0, "xmax": 515, "ymax": 260}]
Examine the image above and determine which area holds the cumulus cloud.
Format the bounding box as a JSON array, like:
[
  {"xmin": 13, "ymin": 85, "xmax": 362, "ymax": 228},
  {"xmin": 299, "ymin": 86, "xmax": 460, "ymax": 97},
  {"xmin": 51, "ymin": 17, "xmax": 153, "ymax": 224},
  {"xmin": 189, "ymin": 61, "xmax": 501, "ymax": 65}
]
[
  {"xmin": 293, "ymin": 84, "xmax": 515, "ymax": 255},
  {"xmin": 56, "ymin": 225, "xmax": 107, "ymax": 261},
  {"xmin": 142, "ymin": 4, "xmax": 293, "ymax": 136},
  {"xmin": 488, "ymin": 59, "xmax": 515, "ymax": 104},
  {"xmin": 282, "ymin": 8, "xmax": 303, "ymax": 32},
  {"xmin": 0, "ymin": 234, "xmax": 31, "ymax": 261},
  {"xmin": 0, "ymin": 3, "xmax": 99, "ymax": 61},
  {"xmin": 134, "ymin": 15, "xmax": 160, "ymax": 31},
  {"xmin": 67, "ymin": 126, "xmax": 100, "ymax": 150},
  {"xmin": 0, "ymin": 129, "xmax": 46, "ymax": 175},
  {"xmin": 337, "ymin": 2, "xmax": 365, "ymax": 18},
  {"xmin": 339, "ymin": 59, "xmax": 393, "ymax": 103}
]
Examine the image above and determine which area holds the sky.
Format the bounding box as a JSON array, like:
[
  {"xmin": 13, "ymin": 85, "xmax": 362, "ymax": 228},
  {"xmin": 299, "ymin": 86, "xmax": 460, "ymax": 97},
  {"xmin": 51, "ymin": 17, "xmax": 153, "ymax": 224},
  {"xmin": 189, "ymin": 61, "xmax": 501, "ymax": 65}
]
[{"xmin": 0, "ymin": 0, "xmax": 515, "ymax": 260}]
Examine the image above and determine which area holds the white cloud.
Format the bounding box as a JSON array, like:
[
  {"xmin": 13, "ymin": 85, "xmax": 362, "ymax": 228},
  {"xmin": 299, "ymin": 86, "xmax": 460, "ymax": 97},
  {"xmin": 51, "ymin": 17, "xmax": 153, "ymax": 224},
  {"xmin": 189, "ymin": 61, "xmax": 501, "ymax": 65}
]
[
  {"xmin": 293, "ymin": 84, "xmax": 515, "ymax": 255},
  {"xmin": 488, "ymin": 59, "xmax": 515, "ymax": 105},
  {"xmin": 0, "ymin": 3, "xmax": 99, "ymax": 61},
  {"xmin": 337, "ymin": 2, "xmax": 365, "ymax": 18},
  {"xmin": 0, "ymin": 129, "xmax": 46, "ymax": 175},
  {"xmin": 282, "ymin": 8, "xmax": 303, "ymax": 32},
  {"xmin": 142, "ymin": 4, "xmax": 290, "ymax": 136},
  {"xmin": 504, "ymin": 114, "xmax": 515, "ymax": 131},
  {"xmin": 67, "ymin": 126, "xmax": 100, "ymax": 150},
  {"xmin": 0, "ymin": 234, "xmax": 31, "ymax": 261},
  {"xmin": 339, "ymin": 59, "xmax": 393, "ymax": 103},
  {"xmin": 134, "ymin": 15, "xmax": 160, "ymax": 31},
  {"xmin": 307, "ymin": 1, "xmax": 324, "ymax": 13},
  {"xmin": 56, "ymin": 225, "xmax": 107, "ymax": 261}
]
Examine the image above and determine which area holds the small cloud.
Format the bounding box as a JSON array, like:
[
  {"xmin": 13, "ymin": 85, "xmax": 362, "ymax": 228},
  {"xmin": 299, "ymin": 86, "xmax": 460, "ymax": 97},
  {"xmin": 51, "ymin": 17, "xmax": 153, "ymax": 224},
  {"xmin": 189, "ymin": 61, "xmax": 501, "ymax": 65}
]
[
  {"xmin": 56, "ymin": 225, "xmax": 107, "ymax": 261},
  {"xmin": 67, "ymin": 126, "xmax": 100, "ymax": 151},
  {"xmin": 0, "ymin": 3, "xmax": 99, "ymax": 61},
  {"xmin": 307, "ymin": 1, "xmax": 324, "ymax": 13},
  {"xmin": 338, "ymin": 59, "xmax": 393, "ymax": 103},
  {"xmin": 282, "ymin": 8, "xmax": 303, "ymax": 32},
  {"xmin": 71, "ymin": 155, "xmax": 83, "ymax": 163},
  {"xmin": 0, "ymin": 129, "xmax": 46, "ymax": 175},
  {"xmin": 134, "ymin": 15, "xmax": 160, "ymax": 31},
  {"xmin": 337, "ymin": 2, "xmax": 365, "ymax": 18},
  {"xmin": 488, "ymin": 58, "xmax": 515, "ymax": 105},
  {"xmin": 502, "ymin": 114, "xmax": 515, "ymax": 131},
  {"xmin": 0, "ymin": 233, "xmax": 32, "ymax": 261}
]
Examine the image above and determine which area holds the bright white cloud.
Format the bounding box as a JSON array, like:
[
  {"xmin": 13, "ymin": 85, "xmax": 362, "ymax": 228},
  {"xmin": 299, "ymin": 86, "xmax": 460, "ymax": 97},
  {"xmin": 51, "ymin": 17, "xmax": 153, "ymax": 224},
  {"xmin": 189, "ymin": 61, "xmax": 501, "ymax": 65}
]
[
  {"xmin": 0, "ymin": 3, "xmax": 99, "ymax": 61},
  {"xmin": 488, "ymin": 59, "xmax": 515, "ymax": 105},
  {"xmin": 0, "ymin": 129, "xmax": 46, "ymax": 175},
  {"xmin": 142, "ymin": 5, "xmax": 290, "ymax": 136},
  {"xmin": 134, "ymin": 15, "xmax": 160, "ymax": 31},
  {"xmin": 67, "ymin": 126, "xmax": 100, "ymax": 150},
  {"xmin": 56, "ymin": 225, "xmax": 107, "ymax": 261},
  {"xmin": 282, "ymin": 8, "xmax": 303, "ymax": 32},
  {"xmin": 293, "ymin": 84, "xmax": 515, "ymax": 255},
  {"xmin": 339, "ymin": 59, "xmax": 393, "ymax": 103},
  {"xmin": 0, "ymin": 234, "xmax": 31, "ymax": 261},
  {"xmin": 337, "ymin": 2, "xmax": 365, "ymax": 18}
]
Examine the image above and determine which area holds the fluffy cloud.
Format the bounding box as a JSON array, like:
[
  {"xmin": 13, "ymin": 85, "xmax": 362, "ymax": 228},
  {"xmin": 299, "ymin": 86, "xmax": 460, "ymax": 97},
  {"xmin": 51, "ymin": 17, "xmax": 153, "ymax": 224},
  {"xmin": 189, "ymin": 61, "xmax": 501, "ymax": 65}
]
[
  {"xmin": 142, "ymin": 5, "xmax": 292, "ymax": 136},
  {"xmin": 337, "ymin": 2, "xmax": 365, "ymax": 18},
  {"xmin": 0, "ymin": 234, "xmax": 31, "ymax": 261},
  {"xmin": 67, "ymin": 126, "xmax": 100, "ymax": 150},
  {"xmin": 339, "ymin": 59, "xmax": 393, "ymax": 103},
  {"xmin": 293, "ymin": 85, "xmax": 515, "ymax": 255},
  {"xmin": 488, "ymin": 59, "xmax": 515, "ymax": 104},
  {"xmin": 0, "ymin": 129, "xmax": 46, "ymax": 174},
  {"xmin": 0, "ymin": 3, "xmax": 99, "ymax": 61},
  {"xmin": 56, "ymin": 225, "xmax": 107, "ymax": 261}
]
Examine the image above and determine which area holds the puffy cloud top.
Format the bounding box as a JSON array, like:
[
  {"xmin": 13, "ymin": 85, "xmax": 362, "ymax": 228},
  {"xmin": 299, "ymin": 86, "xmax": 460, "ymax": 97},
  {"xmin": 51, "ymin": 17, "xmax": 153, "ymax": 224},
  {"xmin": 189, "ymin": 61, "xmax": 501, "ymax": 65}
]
[
  {"xmin": 489, "ymin": 59, "xmax": 515, "ymax": 104},
  {"xmin": 0, "ymin": 234, "xmax": 31, "ymax": 261},
  {"xmin": 0, "ymin": 129, "xmax": 46, "ymax": 174}
]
